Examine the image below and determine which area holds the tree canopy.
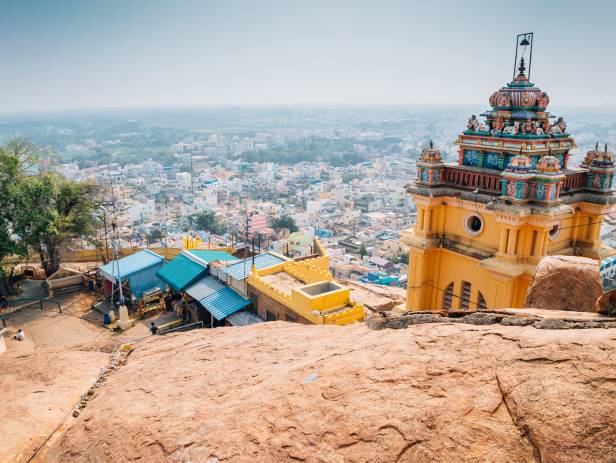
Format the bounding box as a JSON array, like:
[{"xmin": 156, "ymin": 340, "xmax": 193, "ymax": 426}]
[
  {"xmin": 272, "ymin": 215, "xmax": 298, "ymax": 232},
  {"xmin": 189, "ymin": 210, "xmax": 225, "ymax": 235},
  {"xmin": 0, "ymin": 138, "xmax": 99, "ymax": 280}
]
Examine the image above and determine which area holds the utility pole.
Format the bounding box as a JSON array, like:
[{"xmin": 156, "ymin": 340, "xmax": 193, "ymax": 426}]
[
  {"xmin": 102, "ymin": 209, "xmax": 110, "ymax": 262},
  {"xmin": 190, "ymin": 154, "xmax": 194, "ymax": 196},
  {"xmin": 106, "ymin": 153, "xmax": 124, "ymax": 308}
]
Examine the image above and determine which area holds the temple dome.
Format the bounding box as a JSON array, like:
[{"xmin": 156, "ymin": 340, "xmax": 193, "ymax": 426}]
[
  {"xmin": 590, "ymin": 146, "xmax": 615, "ymax": 169},
  {"xmin": 418, "ymin": 142, "xmax": 442, "ymax": 164},
  {"xmin": 536, "ymin": 155, "xmax": 562, "ymax": 174},
  {"xmin": 488, "ymin": 76, "xmax": 549, "ymax": 110}
]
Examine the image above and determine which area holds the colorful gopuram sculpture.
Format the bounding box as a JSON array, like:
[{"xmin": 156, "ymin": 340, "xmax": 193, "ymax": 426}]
[{"xmin": 404, "ymin": 33, "xmax": 616, "ymax": 311}]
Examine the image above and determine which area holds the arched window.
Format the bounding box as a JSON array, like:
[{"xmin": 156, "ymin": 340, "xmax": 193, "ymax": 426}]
[
  {"xmin": 477, "ymin": 291, "xmax": 487, "ymax": 310},
  {"xmin": 442, "ymin": 282, "xmax": 454, "ymax": 310},
  {"xmin": 460, "ymin": 281, "xmax": 472, "ymax": 310}
]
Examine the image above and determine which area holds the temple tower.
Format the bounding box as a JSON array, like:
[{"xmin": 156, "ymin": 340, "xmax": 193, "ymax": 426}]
[{"xmin": 403, "ymin": 33, "xmax": 616, "ymax": 311}]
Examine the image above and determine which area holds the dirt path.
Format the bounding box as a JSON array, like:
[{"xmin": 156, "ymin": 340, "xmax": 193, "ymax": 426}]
[{"xmin": 0, "ymin": 290, "xmax": 148, "ymax": 462}]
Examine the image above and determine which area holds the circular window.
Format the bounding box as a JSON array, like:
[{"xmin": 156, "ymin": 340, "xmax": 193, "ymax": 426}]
[
  {"xmin": 464, "ymin": 214, "xmax": 484, "ymax": 236},
  {"xmin": 548, "ymin": 223, "xmax": 560, "ymax": 240}
]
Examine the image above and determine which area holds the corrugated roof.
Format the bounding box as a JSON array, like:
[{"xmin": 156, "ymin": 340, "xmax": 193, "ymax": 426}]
[
  {"xmin": 100, "ymin": 250, "xmax": 164, "ymax": 280},
  {"xmin": 156, "ymin": 254, "xmax": 208, "ymax": 291},
  {"xmin": 185, "ymin": 276, "xmax": 224, "ymax": 301},
  {"xmin": 199, "ymin": 287, "xmax": 251, "ymax": 321},
  {"xmin": 226, "ymin": 311, "xmax": 263, "ymax": 326},
  {"xmin": 368, "ymin": 256, "xmax": 392, "ymax": 267},
  {"xmin": 222, "ymin": 252, "xmax": 285, "ymax": 281},
  {"xmin": 185, "ymin": 249, "xmax": 238, "ymax": 264}
]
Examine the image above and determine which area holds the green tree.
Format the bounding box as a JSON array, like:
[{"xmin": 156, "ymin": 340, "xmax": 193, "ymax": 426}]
[
  {"xmin": 0, "ymin": 139, "xmax": 39, "ymax": 284},
  {"xmin": 272, "ymin": 215, "xmax": 297, "ymax": 232},
  {"xmin": 398, "ymin": 252, "xmax": 409, "ymax": 265},
  {"xmin": 359, "ymin": 244, "xmax": 368, "ymax": 258},
  {"xmin": 190, "ymin": 211, "xmax": 225, "ymax": 235},
  {"xmin": 12, "ymin": 173, "xmax": 99, "ymax": 275},
  {"xmin": 147, "ymin": 228, "xmax": 164, "ymax": 245}
]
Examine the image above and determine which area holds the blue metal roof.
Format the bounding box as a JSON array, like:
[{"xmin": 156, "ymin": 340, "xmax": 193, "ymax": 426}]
[
  {"xmin": 100, "ymin": 250, "xmax": 164, "ymax": 280},
  {"xmin": 199, "ymin": 287, "xmax": 251, "ymax": 321},
  {"xmin": 222, "ymin": 253, "xmax": 285, "ymax": 281},
  {"xmin": 186, "ymin": 250, "xmax": 238, "ymax": 263},
  {"xmin": 185, "ymin": 276, "xmax": 224, "ymax": 301},
  {"xmin": 226, "ymin": 310, "xmax": 263, "ymax": 326},
  {"xmin": 601, "ymin": 255, "xmax": 616, "ymax": 270},
  {"xmin": 156, "ymin": 254, "xmax": 208, "ymax": 291}
]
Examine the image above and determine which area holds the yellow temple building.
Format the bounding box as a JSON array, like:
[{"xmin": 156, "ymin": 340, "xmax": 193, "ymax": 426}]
[{"xmin": 403, "ymin": 33, "xmax": 616, "ymax": 311}]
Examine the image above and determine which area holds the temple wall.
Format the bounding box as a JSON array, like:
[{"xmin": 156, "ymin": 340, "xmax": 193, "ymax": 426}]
[{"xmin": 408, "ymin": 247, "xmax": 530, "ymax": 311}]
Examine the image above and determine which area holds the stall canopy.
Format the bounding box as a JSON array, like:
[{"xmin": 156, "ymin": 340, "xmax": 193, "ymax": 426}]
[
  {"xmin": 185, "ymin": 276, "xmax": 224, "ymax": 301},
  {"xmin": 198, "ymin": 287, "xmax": 251, "ymax": 321},
  {"xmin": 225, "ymin": 310, "xmax": 263, "ymax": 327},
  {"xmin": 156, "ymin": 253, "xmax": 208, "ymax": 291},
  {"xmin": 99, "ymin": 250, "xmax": 165, "ymax": 298}
]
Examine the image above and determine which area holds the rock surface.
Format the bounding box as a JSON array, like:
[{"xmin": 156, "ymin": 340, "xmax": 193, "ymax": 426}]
[
  {"xmin": 0, "ymin": 343, "xmax": 109, "ymax": 462},
  {"xmin": 524, "ymin": 255, "xmax": 603, "ymax": 312},
  {"xmin": 41, "ymin": 322, "xmax": 616, "ymax": 463},
  {"xmin": 596, "ymin": 287, "xmax": 616, "ymax": 315}
]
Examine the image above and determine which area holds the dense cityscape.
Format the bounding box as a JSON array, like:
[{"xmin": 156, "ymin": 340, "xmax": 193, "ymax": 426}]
[{"xmin": 2, "ymin": 105, "xmax": 616, "ymax": 288}]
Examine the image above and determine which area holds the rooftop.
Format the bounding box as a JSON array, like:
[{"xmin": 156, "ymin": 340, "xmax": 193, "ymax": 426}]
[
  {"xmin": 99, "ymin": 250, "xmax": 164, "ymax": 280},
  {"xmin": 260, "ymin": 272, "xmax": 304, "ymax": 296},
  {"xmin": 222, "ymin": 252, "xmax": 287, "ymax": 281}
]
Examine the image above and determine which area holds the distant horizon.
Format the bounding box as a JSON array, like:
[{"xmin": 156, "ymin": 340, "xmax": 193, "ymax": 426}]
[{"xmin": 2, "ymin": 101, "xmax": 616, "ymax": 118}]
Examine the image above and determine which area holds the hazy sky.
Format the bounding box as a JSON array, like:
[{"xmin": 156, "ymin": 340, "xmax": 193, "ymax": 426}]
[{"xmin": 1, "ymin": 0, "xmax": 615, "ymax": 112}]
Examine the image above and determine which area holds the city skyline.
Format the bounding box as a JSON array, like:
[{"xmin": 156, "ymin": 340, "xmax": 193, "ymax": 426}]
[{"xmin": 2, "ymin": 0, "xmax": 616, "ymax": 112}]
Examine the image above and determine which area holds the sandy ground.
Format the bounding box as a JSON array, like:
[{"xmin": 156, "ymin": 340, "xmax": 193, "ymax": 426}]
[{"xmin": 0, "ymin": 289, "xmax": 150, "ymax": 463}]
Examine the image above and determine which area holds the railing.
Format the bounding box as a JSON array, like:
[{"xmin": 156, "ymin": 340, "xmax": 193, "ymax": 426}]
[
  {"xmin": 2, "ymin": 297, "xmax": 62, "ymax": 313},
  {"xmin": 159, "ymin": 321, "xmax": 203, "ymax": 334},
  {"xmin": 441, "ymin": 166, "xmax": 590, "ymax": 197},
  {"xmin": 561, "ymin": 171, "xmax": 587, "ymax": 194},
  {"xmin": 442, "ymin": 166, "xmax": 502, "ymax": 194}
]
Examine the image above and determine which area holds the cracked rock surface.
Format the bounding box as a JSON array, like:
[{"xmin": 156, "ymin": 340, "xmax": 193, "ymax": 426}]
[{"xmin": 43, "ymin": 322, "xmax": 616, "ymax": 463}]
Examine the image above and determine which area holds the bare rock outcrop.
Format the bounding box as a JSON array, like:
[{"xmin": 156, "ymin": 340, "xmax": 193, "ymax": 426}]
[
  {"xmin": 596, "ymin": 287, "xmax": 616, "ymax": 315},
  {"xmin": 41, "ymin": 322, "xmax": 616, "ymax": 463},
  {"xmin": 524, "ymin": 255, "xmax": 603, "ymax": 312}
]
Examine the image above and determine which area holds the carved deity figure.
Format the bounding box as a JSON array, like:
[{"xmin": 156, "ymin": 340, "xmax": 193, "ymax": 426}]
[
  {"xmin": 490, "ymin": 118, "xmax": 504, "ymax": 136},
  {"xmin": 521, "ymin": 119, "xmax": 534, "ymax": 135},
  {"xmin": 551, "ymin": 117, "xmax": 567, "ymax": 135},
  {"xmin": 537, "ymin": 92, "xmax": 549, "ymax": 108},
  {"xmin": 503, "ymin": 121, "xmax": 520, "ymax": 135},
  {"xmin": 467, "ymin": 115, "xmax": 480, "ymax": 131},
  {"xmin": 477, "ymin": 122, "xmax": 490, "ymax": 132},
  {"xmin": 497, "ymin": 93, "xmax": 511, "ymax": 107}
]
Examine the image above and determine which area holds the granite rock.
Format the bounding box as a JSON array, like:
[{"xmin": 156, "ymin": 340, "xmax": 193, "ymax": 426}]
[
  {"xmin": 42, "ymin": 322, "xmax": 616, "ymax": 463},
  {"xmin": 524, "ymin": 255, "xmax": 603, "ymax": 312}
]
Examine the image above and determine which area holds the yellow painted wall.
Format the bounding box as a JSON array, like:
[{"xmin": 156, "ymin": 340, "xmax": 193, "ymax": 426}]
[
  {"xmin": 408, "ymin": 246, "xmax": 530, "ymax": 311},
  {"xmin": 406, "ymin": 199, "xmax": 599, "ymax": 311},
  {"xmin": 247, "ymin": 256, "xmax": 365, "ymax": 325}
]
